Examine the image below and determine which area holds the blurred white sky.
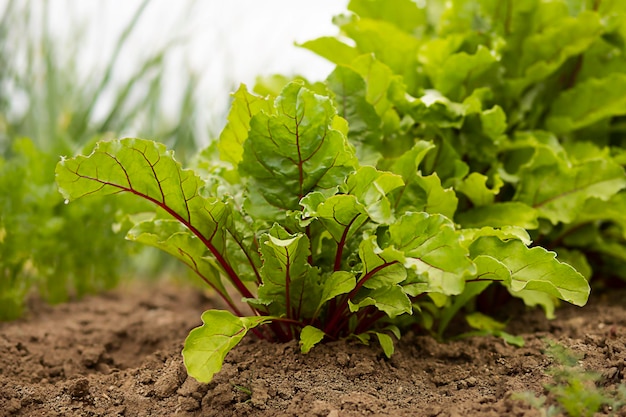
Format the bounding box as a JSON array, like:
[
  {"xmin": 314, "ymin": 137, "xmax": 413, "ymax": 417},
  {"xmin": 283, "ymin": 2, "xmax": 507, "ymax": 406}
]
[{"xmin": 41, "ymin": 0, "xmax": 350, "ymax": 140}]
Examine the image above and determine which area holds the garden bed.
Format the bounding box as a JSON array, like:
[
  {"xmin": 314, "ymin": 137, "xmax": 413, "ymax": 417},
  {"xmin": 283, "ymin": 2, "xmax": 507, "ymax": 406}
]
[{"xmin": 0, "ymin": 281, "xmax": 624, "ymax": 417}]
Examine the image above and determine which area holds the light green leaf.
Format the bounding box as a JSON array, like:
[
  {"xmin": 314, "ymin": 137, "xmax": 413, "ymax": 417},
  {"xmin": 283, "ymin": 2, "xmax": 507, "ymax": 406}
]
[
  {"xmin": 349, "ymin": 54, "xmax": 400, "ymax": 123},
  {"xmin": 301, "ymin": 193, "xmax": 368, "ymax": 243},
  {"xmin": 418, "ymin": 35, "xmax": 465, "ymax": 81},
  {"xmin": 348, "ymin": 285, "xmax": 412, "ymax": 318},
  {"xmin": 553, "ymin": 249, "xmax": 592, "ymax": 281},
  {"xmin": 359, "ymin": 236, "xmax": 407, "ymax": 289},
  {"xmin": 217, "ymin": 84, "xmax": 273, "ymax": 166},
  {"xmin": 387, "ymin": 143, "xmax": 457, "ymax": 218},
  {"xmin": 572, "ymin": 193, "xmax": 626, "ymax": 233},
  {"xmin": 458, "ymin": 329, "xmax": 525, "ymax": 347},
  {"xmin": 456, "ymin": 202, "xmax": 539, "ymax": 229},
  {"xmin": 348, "ymin": 0, "xmax": 427, "ymax": 34},
  {"xmin": 390, "ymin": 212, "xmax": 475, "ymax": 295},
  {"xmin": 463, "ymin": 314, "xmax": 525, "ymax": 347},
  {"xmin": 258, "ymin": 224, "xmax": 320, "ymax": 318},
  {"xmin": 56, "ymin": 138, "xmax": 231, "ymax": 263},
  {"xmin": 298, "ymin": 36, "xmax": 360, "ymax": 66},
  {"xmin": 299, "ymin": 325, "xmax": 326, "ymax": 354},
  {"xmin": 433, "ymin": 45, "xmax": 499, "ymax": 101},
  {"xmin": 546, "ymin": 73, "xmax": 626, "ymax": 134},
  {"xmin": 508, "ymin": 10, "xmax": 604, "ymax": 94},
  {"xmin": 480, "ymin": 105, "xmax": 507, "ymax": 140},
  {"xmin": 470, "ymin": 236, "xmax": 590, "ymax": 306},
  {"xmin": 402, "ymin": 173, "xmax": 459, "ymax": 219},
  {"xmin": 337, "ymin": 15, "xmax": 422, "ymax": 92},
  {"xmin": 183, "ymin": 310, "xmax": 270, "ymax": 383},
  {"xmin": 459, "ymin": 226, "xmax": 532, "ymax": 247},
  {"xmin": 385, "ymin": 141, "xmax": 436, "ymax": 180},
  {"xmin": 240, "ymin": 82, "xmax": 357, "ymax": 217},
  {"xmin": 472, "ymin": 255, "xmax": 511, "ymax": 282},
  {"xmin": 395, "ymin": 89, "xmax": 467, "ymax": 128},
  {"xmin": 515, "ymin": 147, "xmax": 626, "ymax": 224},
  {"xmin": 374, "ymin": 331, "xmax": 395, "ymax": 358},
  {"xmin": 459, "ymin": 312, "xmax": 524, "ymax": 347},
  {"xmin": 343, "ymin": 166, "xmax": 404, "ymax": 223},
  {"xmin": 509, "ymin": 288, "xmax": 557, "ymax": 319},
  {"xmin": 318, "ymin": 271, "xmax": 356, "ymax": 310},
  {"xmin": 456, "ymin": 172, "xmax": 503, "ymax": 207},
  {"xmin": 465, "ymin": 311, "xmax": 506, "ymax": 331}
]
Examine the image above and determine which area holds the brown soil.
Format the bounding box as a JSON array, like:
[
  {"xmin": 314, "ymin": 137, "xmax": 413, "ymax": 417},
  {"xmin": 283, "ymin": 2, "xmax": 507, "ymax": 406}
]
[{"xmin": 0, "ymin": 281, "xmax": 624, "ymax": 417}]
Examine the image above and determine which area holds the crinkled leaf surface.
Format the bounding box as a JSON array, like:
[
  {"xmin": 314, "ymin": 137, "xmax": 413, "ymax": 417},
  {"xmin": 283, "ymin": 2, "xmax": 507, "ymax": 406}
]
[
  {"xmin": 240, "ymin": 82, "xmax": 357, "ymax": 218},
  {"xmin": 349, "ymin": 54, "xmax": 400, "ymax": 124},
  {"xmin": 514, "ymin": 147, "xmax": 626, "ymax": 224},
  {"xmin": 342, "ymin": 166, "xmax": 404, "ymax": 223},
  {"xmin": 56, "ymin": 138, "xmax": 232, "ymax": 264},
  {"xmin": 337, "ymin": 15, "xmax": 422, "ymax": 93},
  {"xmin": 387, "ymin": 143, "xmax": 458, "ymax": 218},
  {"xmin": 509, "ymin": 10, "xmax": 604, "ymax": 94},
  {"xmin": 399, "ymin": 174, "xmax": 458, "ymax": 219},
  {"xmin": 258, "ymin": 224, "xmax": 320, "ymax": 318},
  {"xmin": 218, "ymin": 84, "xmax": 273, "ymax": 166},
  {"xmin": 460, "ymin": 226, "xmax": 532, "ymax": 247},
  {"xmin": 301, "ymin": 193, "xmax": 368, "ymax": 244},
  {"xmin": 350, "ymin": 237, "xmax": 410, "ymax": 317},
  {"xmin": 546, "ymin": 73, "xmax": 626, "ymax": 134},
  {"xmin": 359, "ymin": 236, "xmax": 406, "ymax": 289},
  {"xmin": 394, "ymin": 89, "xmax": 467, "ymax": 129},
  {"xmin": 183, "ymin": 310, "xmax": 270, "ymax": 383},
  {"xmin": 469, "ymin": 236, "xmax": 590, "ymax": 306},
  {"xmin": 480, "ymin": 105, "xmax": 508, "ymax": 140},
  {"xmin": 390, "ymin": 212, "xmax": 475, "ymax": 295},
  {"xmin": 434, "ymin": 46, "xmax": 499, "ymax": 102},
  {"xmin": 348, "ymin": 285, "xmax": 412, "ymax": 318},
  {"xmin": 456, "ymin": 202, "xmax": 539, "ymax": 229}
]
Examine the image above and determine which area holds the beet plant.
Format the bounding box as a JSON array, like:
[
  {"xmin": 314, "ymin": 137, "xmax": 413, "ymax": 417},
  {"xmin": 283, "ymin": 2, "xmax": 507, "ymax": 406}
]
[
  {"xmin": 57, "ymin": 82, "xmax": 588, "ymax": 382},
  {"xmin": 56, "ymin": 0, "xmax": 626, "ymax": 383}
]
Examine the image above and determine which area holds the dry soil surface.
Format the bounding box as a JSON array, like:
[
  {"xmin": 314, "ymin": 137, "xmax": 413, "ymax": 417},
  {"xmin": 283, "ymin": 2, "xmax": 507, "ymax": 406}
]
[{"xmin": 0, "ymin": 281, "xmax": 624, "ymax": 417}]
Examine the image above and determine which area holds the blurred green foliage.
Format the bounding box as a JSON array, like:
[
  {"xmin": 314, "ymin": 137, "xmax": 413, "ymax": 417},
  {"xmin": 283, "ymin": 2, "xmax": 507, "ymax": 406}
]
[{"xmin": 0, "ymin": 0, "xmax": 203, "ymax": 319}]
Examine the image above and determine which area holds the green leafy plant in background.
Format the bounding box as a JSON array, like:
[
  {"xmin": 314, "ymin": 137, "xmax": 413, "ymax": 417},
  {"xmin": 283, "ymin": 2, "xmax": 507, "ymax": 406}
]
[
  {"xmin": 515, "ymin": 340, "xmax": 626, "ymax": 417},
  {"xmin": 0, "ymin": 0, "xmax": 202, "ymax": 319},
  {"xmin": 298, "ymin": 0, "xmax": 626, "ymax": 289}
]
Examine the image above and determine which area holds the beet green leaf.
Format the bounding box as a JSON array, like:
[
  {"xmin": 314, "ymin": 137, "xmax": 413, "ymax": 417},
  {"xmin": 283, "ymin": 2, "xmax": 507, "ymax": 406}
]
[
  {"xmin": 240, "ymin": 82, "xmax": 357, "ymax": 219},
  {"xmin": 470, "ymin": 237, "xmax": 590, "ymax": 307},
  {"xmin": 183, "ymin": 310, "xmax": 271, "ymax": 383}
]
